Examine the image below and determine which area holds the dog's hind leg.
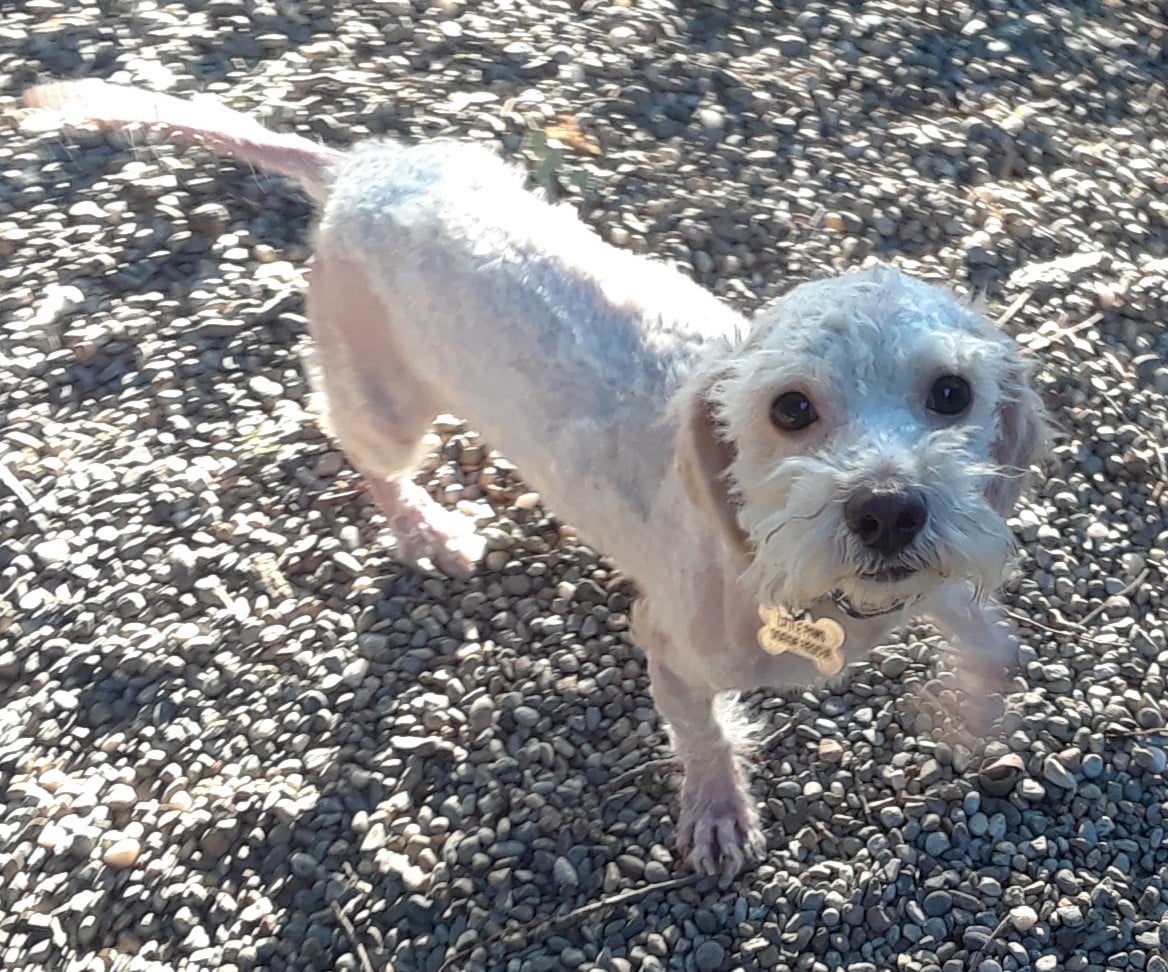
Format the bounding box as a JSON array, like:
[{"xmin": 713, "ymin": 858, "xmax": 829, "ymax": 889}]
[{"xmin": 307, "ymin": 254, "xmax": 486, "ymax": 575}]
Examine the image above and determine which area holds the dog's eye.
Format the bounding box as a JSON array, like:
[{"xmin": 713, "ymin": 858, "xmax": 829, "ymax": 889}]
[
  {"xmin": 770, "ymin": 391, "xmax": 818, "ymax": 431},
  {"xmin": 926, "ymin": 375, "xmax": 972, "ymax": 416}
]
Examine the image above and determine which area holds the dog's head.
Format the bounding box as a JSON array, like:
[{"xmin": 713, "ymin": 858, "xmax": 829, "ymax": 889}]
[{"xmin": 675, "ymin": 264, "xmax": 1046, "ymax": 617}]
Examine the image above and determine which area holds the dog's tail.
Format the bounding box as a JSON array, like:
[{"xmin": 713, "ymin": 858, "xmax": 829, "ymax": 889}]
[{"xmin": 23, "ymin": 79, "xmax": 344, "ymax": 203}]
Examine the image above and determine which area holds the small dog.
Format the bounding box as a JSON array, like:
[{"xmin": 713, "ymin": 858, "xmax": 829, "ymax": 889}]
[{"xmin": 24, "ymin": 81, "xmax": 1046, "ymax": 879}]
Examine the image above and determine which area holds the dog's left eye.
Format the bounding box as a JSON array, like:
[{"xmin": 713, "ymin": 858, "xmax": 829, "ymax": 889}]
[
  {"xmin": 770, "ymin": 391, "xmax": 818, "ymax": 431},
  {"xmin": 926, "ymin": 375, "xmax": 972, "ymax": 416}
]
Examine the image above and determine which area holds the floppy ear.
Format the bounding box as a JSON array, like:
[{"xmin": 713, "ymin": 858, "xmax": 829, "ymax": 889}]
[
  {"xmin": 986, "ymin": 354, "xmax": 1047, "ymax": 515},
  {"xmin": 673, "ymin": 371, "xmax": 752, "ymax": 558}
]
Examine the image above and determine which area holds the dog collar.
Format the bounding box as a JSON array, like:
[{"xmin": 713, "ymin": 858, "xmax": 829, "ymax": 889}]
[
  {"xmin": 829, "ymin": 589, "xmax": 926, "ymax": 619},
  {"xmin": 757, "ymin": 590, "xmax": 926, "ymax": 676}
]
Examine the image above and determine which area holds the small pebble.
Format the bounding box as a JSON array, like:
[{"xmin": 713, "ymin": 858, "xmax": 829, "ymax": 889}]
[
  {"xmin": 1042, "ymin": 756, "xmax": 1077, "ymax": 790},
  {"xmin": 1010, "ymin": 905, "xmax": 1039, "ymax": 932},
  {"xmin": 694, "ymin": 940, "xmax": 725, "ymax": 972},
  {"xmin": 102, "ymin": 837, "xmax": 142, "ymax": 869},
  {"xmin": 104, "ymin": 783, "xmax": 138, "ymax": 811}
]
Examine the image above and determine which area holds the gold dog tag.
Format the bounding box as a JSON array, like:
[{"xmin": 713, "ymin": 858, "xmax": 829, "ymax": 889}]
[{"xmin": 757, "ymin": 605, "xmax": 846, "ymax": 676}]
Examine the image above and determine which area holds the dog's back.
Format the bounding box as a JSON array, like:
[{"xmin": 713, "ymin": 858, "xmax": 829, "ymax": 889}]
[{"xmin": 23, "ymin": 79, "xmax": 748, "ymax": 574}]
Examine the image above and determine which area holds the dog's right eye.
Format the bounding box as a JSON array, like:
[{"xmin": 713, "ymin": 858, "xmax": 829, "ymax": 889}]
[
  {"xmin": 770, "ymin": 391, "xmax": 818, "ymax": 431},
  {"xmin": 926, "ymin": 375, "xmax": 972, "ymax": 416}
]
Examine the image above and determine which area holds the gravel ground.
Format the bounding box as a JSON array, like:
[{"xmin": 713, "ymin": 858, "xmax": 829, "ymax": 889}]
[{"xmin": 2, "ymin": 1, "xmax": 1168, "ymax": 971}]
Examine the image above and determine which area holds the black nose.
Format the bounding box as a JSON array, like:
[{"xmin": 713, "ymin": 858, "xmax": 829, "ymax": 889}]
[{"xmin": 845, "ymin": 486, "xmax": 928, "ymax": 555}]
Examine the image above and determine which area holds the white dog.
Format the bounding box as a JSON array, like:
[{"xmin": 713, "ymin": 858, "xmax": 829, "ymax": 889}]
[{"xmin": 24, "ymin": 81, "xmax": 1046, "ymax": 879}]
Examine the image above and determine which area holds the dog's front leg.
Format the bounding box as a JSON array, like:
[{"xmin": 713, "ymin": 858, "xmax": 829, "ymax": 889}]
[
  {"xmin": 920, "ymin": 582, "xmax": 1019, "ymax": 731},
  {"xmin": 646, "ymin": 651, "xmax": 765, "ymax": 881},
  {"xmin": 924, "ymin": 582, "xmax": 1018, "ymax": 688}
]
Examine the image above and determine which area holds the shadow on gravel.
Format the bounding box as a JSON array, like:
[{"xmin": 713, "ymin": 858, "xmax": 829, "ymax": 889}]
[
  {"xmin": 17, "ymin": 538, "xmax": 676, "ymax": 970},
  {"xmin": 13, "ymin": 6, "xmax": 335, "ymax": 104}
]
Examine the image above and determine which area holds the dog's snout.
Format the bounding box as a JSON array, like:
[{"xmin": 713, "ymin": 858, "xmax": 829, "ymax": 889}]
[{"xmin": 845, "ymin": 486, "xmax": 928, "ymax": 555}]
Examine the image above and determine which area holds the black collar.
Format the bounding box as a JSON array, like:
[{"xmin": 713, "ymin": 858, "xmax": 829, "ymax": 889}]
[{"xmin": 829, "ymin": 588, "xmax": 925, "ymax": 620}]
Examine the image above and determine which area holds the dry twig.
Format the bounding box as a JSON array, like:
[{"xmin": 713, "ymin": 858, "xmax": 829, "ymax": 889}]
[{"xmin": 436, "ymin": 873, "xmax": 704, "ymax": 972}]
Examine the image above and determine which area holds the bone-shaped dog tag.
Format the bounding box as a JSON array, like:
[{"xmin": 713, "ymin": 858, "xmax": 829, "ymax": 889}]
[{"xmin": 757, "ymin": 605, "xmax": 846, "ymax": 676}]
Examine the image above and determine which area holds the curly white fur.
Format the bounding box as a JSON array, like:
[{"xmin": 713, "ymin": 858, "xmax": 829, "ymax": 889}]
[{"xmin": 24, "ymin": 80, "xmax": 1047, "ymax": 883}]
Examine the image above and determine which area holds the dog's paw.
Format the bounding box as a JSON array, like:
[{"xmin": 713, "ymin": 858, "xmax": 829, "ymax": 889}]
[
  {"xmin": 371, "ymin": 477, "xmax": 487, "ymax": 576},
  {"xmin": 933, "ymin": 662, "xmax": 1009, "ymax": 739},
  {"xmin": 389, "ymin": 502, "xmax": 487, "ymax": 576},
  {"xmin": 676, "ymin": 765, "xmax": 765, "ymax": 882}
]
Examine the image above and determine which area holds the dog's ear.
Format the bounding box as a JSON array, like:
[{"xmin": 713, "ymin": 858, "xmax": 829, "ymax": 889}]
[
  {"xmin": 674, "ymin": 373, "xmax": 752, "ymax": 558},
  {"xmin": 986, "ymin": 357, "xmax": 1047, "ymax": 515}
]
